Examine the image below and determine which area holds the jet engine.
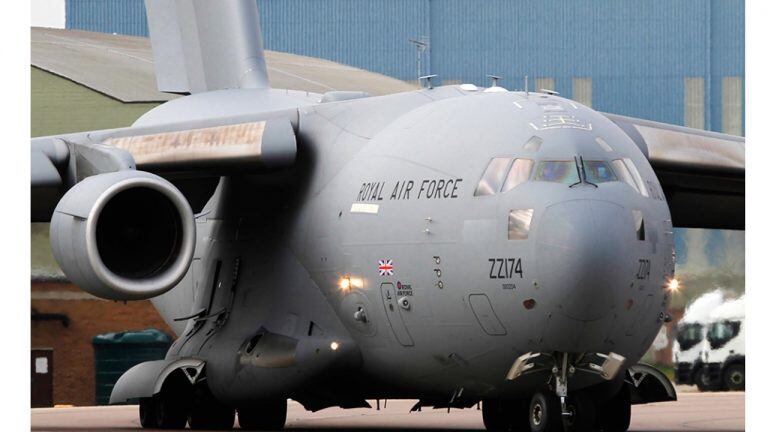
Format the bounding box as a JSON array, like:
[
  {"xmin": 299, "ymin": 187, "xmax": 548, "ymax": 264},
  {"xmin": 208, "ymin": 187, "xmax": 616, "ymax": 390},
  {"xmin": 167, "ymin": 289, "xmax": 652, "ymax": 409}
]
[{"xmin": 50, "ymin": 171, "xmax": 195, "ymax": 300}]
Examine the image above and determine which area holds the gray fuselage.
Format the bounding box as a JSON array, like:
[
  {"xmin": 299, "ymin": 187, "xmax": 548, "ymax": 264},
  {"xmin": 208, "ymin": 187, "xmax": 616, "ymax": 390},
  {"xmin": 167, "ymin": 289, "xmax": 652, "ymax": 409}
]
[{"xmin": 148, "ymin": 85, "xmax": 673, "ymax": 407}]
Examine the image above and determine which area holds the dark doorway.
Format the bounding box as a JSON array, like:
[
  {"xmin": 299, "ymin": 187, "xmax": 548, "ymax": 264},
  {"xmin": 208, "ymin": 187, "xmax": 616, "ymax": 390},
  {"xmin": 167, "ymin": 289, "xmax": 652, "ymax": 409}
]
[{"xmin": 31, "ymin": 348, "xmax": 53, "ymax": 408}]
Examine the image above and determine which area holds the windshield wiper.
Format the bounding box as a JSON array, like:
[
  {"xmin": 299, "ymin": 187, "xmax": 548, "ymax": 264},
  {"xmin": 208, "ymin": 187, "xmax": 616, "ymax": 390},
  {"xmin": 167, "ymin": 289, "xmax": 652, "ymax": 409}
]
[{"xmin": 569, "ymin": 156, "xmax": 598, "ymax": 188}]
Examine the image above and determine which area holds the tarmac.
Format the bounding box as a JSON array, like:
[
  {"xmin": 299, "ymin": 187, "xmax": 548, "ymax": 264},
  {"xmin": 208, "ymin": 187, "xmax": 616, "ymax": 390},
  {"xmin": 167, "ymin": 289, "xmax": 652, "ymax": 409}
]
[{"xmin": 31, "ymin": 391, "xmax": 744, "ymax": 432}]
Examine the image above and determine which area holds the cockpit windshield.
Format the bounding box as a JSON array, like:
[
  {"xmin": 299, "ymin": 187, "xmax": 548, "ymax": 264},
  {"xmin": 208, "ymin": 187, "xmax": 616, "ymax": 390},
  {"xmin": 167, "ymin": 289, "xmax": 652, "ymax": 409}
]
[
  {"xmin": 533, "ymin": 161, "xmax": 580, "ymax": 184},
  {"xmin": 534, "ymin": 160, "xmax": 617, "ymax": 185},
  {"xmin": 707, "ymin": 320, "xmax": 741, "ymax": 350},
  {"xmin": 676, "ymin": 323, "xmax": 703, "ymax": 351},
  {"xmin": 583, "ymin": 161, "xmax": 617, "ymax": 183}
]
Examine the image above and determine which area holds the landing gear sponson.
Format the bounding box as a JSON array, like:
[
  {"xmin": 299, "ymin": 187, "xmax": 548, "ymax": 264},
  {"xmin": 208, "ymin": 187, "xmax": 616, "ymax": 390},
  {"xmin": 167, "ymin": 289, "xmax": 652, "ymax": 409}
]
[
  {"xmin": 113, "ymin": 358, "xmax": 287, "ymax": 430},
  {"xmin": 115, "ymin": 354, "xmax": 673, "ymax": 431}
]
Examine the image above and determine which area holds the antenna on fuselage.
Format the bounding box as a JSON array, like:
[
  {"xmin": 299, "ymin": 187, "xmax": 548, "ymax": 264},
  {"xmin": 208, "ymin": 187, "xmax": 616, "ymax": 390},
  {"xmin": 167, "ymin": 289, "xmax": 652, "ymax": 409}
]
[
  {"xmin": 483, "ymin": 74, "xmax": 508, "ymax": 93},
  {"xmin": 487, "ymin": 74, "xmax": 502, "ymax": 88},
  {"xmin": 418, "ymin": 74, "xmax": 438, "ymax": 90}
]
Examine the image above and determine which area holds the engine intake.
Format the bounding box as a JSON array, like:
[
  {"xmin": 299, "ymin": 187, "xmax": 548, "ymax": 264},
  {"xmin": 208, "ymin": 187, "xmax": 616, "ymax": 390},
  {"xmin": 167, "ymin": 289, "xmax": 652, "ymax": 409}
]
[{"xmin": 50, "ymin": 171, "xmax": 195, "ymax": 300}]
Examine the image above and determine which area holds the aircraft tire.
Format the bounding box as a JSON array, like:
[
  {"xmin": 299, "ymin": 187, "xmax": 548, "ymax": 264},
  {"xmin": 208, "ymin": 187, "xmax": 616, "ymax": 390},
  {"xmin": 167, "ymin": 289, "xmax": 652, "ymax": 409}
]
[
  {"xmin": 138, "ymin": 397, "xmax": 158, "ymax": 428},
  {"xmin": 188, "ymin": 404, "xmax": 235, "ymax": 430},
  {"xmin": 694, "ymin": 368, "xmax": 721, "ymax": 392},
  {"xmin": 723, "ymin": 364, "xmax": 745, "ymax": 391},
  {"xmin": 529, "ymin": 391, "xmax": 564, "ymax": 432},
  {"xmin": 598, "ymin": 383, "xmax": 631, "ymax": 432},
  {"xmin": 188, "ymin": 386, "xmax": 235, "ymax": 430},
  {"xmin": 237, "ymin": 399, "xmax": 287, "ymax": 430},
  {"xmin": 481, "ymin": 398, "xmax": 528, "ymax": 431},
  {"xmin": 563, "ymin": 392, "xmax": 596, "ymax": 432},
  {"xmin": 153, "ymin": 392, "xmax": 188, "ymax": 429}
]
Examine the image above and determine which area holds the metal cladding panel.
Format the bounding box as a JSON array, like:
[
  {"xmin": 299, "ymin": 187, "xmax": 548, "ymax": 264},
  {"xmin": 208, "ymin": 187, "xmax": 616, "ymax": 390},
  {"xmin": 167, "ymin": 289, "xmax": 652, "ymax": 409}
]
[
  {"xmin": 63, "ymin": 0, "xmax": 743, "ymax": 133},
  {"xmin": 429, "ymin": 0, "xmax": 711, "ymax": 128},
  {"xmin": 711, "ymin": 0, "xmax": 745, "ymax": 77},
  {"xmin": 710, "ymin": 0, "xmax": 745, "ymax": 134},
  {"xmin": 257, "ymin": 0, "xmax": 429, "ymax": 81},
  {"xmin": 66, "ymin": 0, "xmax": 148, "ymax": 37}
]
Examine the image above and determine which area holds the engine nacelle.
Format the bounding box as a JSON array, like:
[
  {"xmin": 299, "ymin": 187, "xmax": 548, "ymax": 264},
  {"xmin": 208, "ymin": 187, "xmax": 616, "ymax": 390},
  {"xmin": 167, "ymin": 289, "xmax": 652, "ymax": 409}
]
[{"xmin": 50, "ymin": 171, "xmax": 195, "ymax": 300}]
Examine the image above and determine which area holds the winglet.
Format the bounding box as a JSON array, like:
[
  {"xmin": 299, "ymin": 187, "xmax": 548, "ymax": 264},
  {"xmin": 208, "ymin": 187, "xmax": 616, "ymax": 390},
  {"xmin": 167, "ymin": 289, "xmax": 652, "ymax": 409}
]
[{"xmin": 145, "ymin": 0, "xmax": 270, "ymax": 94}]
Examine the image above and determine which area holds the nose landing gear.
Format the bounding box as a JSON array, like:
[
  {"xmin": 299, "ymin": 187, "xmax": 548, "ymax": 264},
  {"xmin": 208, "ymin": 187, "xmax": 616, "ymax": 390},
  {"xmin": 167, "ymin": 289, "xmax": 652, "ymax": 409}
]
[
  {"xmin": 483, "ymin": 387, "xmax": 621, "ymax": 432},
  {"xmin": 497, "ymin": 351, "xmax": 632, "ymax": 432},
  {"xmin": 536, "ymin": 386, "xmax": 630, "ymax": 432}
]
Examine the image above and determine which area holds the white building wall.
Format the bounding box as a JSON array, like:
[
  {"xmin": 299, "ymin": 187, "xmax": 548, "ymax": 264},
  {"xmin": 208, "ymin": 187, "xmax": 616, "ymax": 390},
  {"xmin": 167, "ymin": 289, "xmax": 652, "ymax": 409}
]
[{"xmin": 32, "ymin": 0, "xmax": 65, "ymax": 29}]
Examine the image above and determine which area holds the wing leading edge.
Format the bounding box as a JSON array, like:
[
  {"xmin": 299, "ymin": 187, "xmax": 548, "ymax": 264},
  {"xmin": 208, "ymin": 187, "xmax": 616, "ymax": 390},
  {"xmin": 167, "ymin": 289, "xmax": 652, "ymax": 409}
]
[
  {"xmin": 606, "ymin": 113, "xmax": 744, "ymax": 230},
  {"xmin": 31, "ymin": 114, "xmax": 298, "ymax": 222}
]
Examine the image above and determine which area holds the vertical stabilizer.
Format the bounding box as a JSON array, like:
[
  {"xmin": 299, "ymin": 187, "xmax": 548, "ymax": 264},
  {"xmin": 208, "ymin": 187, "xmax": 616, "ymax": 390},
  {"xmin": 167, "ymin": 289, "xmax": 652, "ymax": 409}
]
[{"xmin": 145, "ymin": 0, "xmax": 270, "ymax": 93}]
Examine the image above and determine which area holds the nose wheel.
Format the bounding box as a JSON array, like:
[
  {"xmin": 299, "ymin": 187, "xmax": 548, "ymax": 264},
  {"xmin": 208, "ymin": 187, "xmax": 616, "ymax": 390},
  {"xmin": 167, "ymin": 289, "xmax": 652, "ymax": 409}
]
[
  {"xmin": 562, "ymin": 392, "xmax": 596, "ymax": 432},
  {"xmin": 529, "ymin": 391, "xmax": 563, "ymax": 432},
  {"xmin": 524, "ymin": 389, "xmax": 622, "ymax": 432}
]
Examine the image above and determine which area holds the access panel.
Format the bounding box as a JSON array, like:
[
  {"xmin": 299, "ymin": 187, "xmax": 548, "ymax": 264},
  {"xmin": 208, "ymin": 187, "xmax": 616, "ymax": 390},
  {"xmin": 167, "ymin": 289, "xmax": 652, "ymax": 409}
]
[{"xmin": 380, "ymin": 283, "xmax": 414, "ymax": 346}]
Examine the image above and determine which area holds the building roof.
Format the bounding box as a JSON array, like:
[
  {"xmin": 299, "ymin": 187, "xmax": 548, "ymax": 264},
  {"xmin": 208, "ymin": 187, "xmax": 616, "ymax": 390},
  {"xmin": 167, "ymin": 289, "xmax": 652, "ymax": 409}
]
[{"xmin": 31, "ymin": 27, "xmax": 414, "ymax": 103}]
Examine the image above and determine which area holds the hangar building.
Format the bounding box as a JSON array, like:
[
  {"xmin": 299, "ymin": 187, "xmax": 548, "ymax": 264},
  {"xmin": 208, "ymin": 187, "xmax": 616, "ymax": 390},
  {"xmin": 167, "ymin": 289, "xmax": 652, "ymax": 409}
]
[{"xmin": 63, "ymin": 0, "xmax": 744, "ymax": 136}]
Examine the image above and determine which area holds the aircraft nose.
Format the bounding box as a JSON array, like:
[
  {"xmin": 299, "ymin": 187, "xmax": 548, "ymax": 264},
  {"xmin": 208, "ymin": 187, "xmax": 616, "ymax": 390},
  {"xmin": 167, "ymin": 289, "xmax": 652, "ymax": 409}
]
[{"xmin": 534, "ymin": 200, "xmax": 635, "ymax": 321}]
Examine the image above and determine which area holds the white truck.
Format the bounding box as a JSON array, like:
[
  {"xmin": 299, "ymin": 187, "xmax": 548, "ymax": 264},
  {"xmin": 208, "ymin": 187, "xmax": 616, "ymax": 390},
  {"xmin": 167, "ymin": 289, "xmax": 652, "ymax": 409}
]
[
  {"xmin": 673, "ymin": 320, "xmax": 716, "ymax": 390},
  {"xmin": 672, "ymin": 292, "xmax": 724, "ymax": 391},
  {"xmin": 701, "ymin": 297, "xmax": 745, "ymax": 391}
]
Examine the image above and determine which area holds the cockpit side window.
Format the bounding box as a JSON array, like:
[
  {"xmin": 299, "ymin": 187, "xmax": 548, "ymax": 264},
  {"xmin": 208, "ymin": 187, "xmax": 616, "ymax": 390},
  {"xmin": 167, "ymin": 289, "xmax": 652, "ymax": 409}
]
[
  {"xmin": 474, "ymin": 158, "xmax": 511, "ymax": 196},
  {"xmin": 621, "ymin": 158, "xmax": 649, "ymax": 197},
  {"xmin": 502, "ymin": 158, "xmax": 534, "ymax": 192},
  {"xmin": 533, "ymin": 161, "xmax": 580, "ymax": 184},
  {"xmin": 611, "ymin": 159, "xmax": 641, "ymax": 194}
]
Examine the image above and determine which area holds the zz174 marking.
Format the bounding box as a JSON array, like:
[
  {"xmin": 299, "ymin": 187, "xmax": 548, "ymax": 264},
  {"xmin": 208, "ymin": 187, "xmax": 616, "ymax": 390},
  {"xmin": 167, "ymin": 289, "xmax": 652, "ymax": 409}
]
[
  {"xmin": 636, "ymin": 258, "xmax": 651, "ymax": 280},
  {"xmin": 489, "ymin": 258, "xmax": 523, "ymax": 279}
]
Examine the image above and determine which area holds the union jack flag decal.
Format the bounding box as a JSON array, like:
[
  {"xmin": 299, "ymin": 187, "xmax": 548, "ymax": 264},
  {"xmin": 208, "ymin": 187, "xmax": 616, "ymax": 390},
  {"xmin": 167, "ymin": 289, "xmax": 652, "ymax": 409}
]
[{"xmin": 378, "ymin": 259, "xmax": 394, "ymax": 276}]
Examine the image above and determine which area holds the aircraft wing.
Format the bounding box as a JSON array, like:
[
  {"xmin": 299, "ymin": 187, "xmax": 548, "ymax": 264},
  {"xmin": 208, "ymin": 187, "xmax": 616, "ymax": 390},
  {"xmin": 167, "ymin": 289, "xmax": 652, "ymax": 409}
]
[
  {"xmin": 31, "ymin": 114, "xmax": 299, "ymax": 222},
  {"xmin": 606, "ymin": 113, "xmax": 744, "ymax": 231}
]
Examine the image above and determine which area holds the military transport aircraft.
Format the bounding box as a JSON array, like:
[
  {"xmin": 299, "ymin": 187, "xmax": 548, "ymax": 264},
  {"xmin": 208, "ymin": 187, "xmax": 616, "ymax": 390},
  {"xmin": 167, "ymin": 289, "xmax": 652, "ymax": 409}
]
[{"xmin": 30, "ymin": 1, "xmax": 745, "ymax": 431}]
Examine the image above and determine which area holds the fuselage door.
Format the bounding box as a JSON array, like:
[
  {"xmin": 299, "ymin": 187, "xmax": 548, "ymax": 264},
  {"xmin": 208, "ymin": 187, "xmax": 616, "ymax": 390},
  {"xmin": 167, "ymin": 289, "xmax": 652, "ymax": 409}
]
[{"xmin": 380, "ymin": 282, "xmax": 414, "ymax": 346}]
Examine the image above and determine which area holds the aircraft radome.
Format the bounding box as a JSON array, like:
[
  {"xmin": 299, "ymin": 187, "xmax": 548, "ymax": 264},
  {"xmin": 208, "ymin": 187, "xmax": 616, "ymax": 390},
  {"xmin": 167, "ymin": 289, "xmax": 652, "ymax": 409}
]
[{"xmin": 30, "ymin": 0, "xmax": 744, "ymax": 431}]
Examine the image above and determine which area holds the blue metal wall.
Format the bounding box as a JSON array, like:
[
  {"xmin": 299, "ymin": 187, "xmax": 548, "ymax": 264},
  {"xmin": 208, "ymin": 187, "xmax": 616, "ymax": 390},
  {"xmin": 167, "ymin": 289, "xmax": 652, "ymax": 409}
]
[
  {"xmin": 66, "ymin": 0, "xmax": 743, "ymax": 132},
  {"xmin": 66, "ymin": 0, "xmax": 148, "ymax": 36}
]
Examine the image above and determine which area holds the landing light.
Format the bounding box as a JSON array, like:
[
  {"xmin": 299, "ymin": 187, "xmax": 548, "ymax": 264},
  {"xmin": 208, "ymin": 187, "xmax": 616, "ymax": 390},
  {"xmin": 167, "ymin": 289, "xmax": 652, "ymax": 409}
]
[
  {"xmin": 667, "ymin": 278, "xmax": 680, "ymax": 292},
  {"xmin": 330, "ymin": 341, "xmax": 340, "ymax": 351},
  {"xmin": 339, "ymin": 275, "xmax": 364, "ymax": 291},
  {"xmin": 339, "ymin": 277, "xmax": 351, "ymax": 291}
]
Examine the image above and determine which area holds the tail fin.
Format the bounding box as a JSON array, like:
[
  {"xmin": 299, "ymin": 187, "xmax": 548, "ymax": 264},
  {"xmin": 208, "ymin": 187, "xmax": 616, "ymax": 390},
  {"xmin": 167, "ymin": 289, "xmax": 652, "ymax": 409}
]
[{"xmin": 145, "ymin": 0, "xmax": 269, "ymax": 93}]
